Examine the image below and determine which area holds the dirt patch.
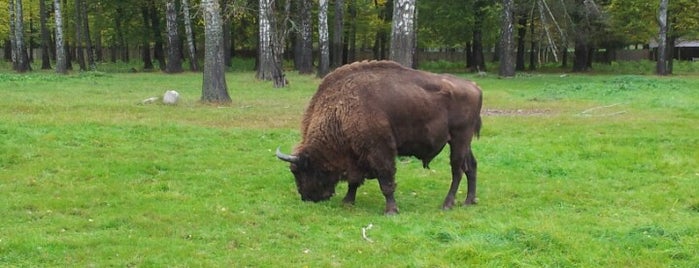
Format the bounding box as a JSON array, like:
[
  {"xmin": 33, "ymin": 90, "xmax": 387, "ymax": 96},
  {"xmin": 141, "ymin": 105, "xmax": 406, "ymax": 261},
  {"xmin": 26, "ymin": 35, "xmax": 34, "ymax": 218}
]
[{"xmin": 482, "ymin": 108, "xmax": 552, "ymax": 116}]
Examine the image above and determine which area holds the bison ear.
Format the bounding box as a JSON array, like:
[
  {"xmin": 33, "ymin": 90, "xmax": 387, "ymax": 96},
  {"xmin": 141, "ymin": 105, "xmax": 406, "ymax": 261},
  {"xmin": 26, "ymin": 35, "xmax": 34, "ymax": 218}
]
[{"xmin": 276, "ymin": 147, "xmax": 299, "ymax": 163}]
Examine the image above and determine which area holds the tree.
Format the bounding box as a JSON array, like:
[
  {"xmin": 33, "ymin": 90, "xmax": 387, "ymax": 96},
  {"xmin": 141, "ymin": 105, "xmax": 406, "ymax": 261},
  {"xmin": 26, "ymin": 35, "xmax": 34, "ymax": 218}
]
[
  {"xmin": 165, "ymin": 0, "xmax": 183, "ymax": 73},
  {"xmin": 74, "ymin": 0, "xmax": 87, "ymax": 71},
  {"xmin": 295, "ymin": 0, "xmax": 313, "ymax": 74},
  {"xmin": 332, "ymin": 0, "xmax": 344, "ymax": 68},
  {"xmin": 182, "ymin": 0, "xmax": 198, "ymax": 71},
  {"xmin": 39, "ymin": 0, "xmax": 52, "ymax": 69},
  {"xmin": 318, "ymin": 0, "xmax": 330, "ymax": 77},
  {"xmin": 471, "ymin": 0, "xmax": 488, "ymax": 72},
  {"xmin": 656, "ymin": 0, "xmax": 668, "ymax": 75},
  {"xmin": 201, "ymin": 0, "xmax": 232, "ymax": 103},
  {"xmin": 82, "ymin": 0, "xmax": 96, "ymax": 70},
  {"xmin": 53, "ymin": 0, "xmax": 67, "ymax": 74},
  {"xmin": 389, "ymin": 0, "xmax": 417, "ymax": 68},
  {"xmin": 11, "ymin": 0, "xmax": 31, "ymax": 72},
  {"xmin": 256, "ymin": 0, "xmax": 286, "ymax": 87},
  {"xmin": 498, "ymin": 0, "xmax": 515, "ymax": 77}
]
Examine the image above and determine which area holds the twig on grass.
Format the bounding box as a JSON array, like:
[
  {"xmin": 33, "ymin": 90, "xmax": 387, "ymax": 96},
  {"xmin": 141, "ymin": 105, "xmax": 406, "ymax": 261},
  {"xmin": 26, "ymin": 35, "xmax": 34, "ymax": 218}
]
[
  {"xmin": 361, "ymin": 223, "xmax": 374, "ymax": 243},
  {"xmin": 578, "ymin": 103, "xmax": 627, "ymax": 117}
]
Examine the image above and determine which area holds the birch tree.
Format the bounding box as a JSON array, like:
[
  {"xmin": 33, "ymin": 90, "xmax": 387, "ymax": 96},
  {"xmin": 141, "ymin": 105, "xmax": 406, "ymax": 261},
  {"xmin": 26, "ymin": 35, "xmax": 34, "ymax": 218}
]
[
  {"xmin": 165, "ymin": 0, "xmax": 183, "ymax": 73},
  {"xmin": 182, "ymin": 0, "xmax": 198, "ymax": 71},
  {"xmin": 11, "ymin": 0, "xmax": 31, "ymax": 72},
  {"xmin": 389, "ymin": 0, "xmax": 417, "ymax": 68},
  {"xmin": 318, "ymin": 0, "xmax": 330, "ymax": 77},
  {"xmin": 656, "ymin": 0, "xmax": 668, "ymax": 75},
  {"xmin": 201, "ymin": 0, "xmax": 232, "ymax": 103},
  {"xmin": 498, "ymin": 0, "xmax": 516, "ymax": 77},
  {"xmin": 54, "ymin": 0, "xmax": 67, "ymax": 74},
  {"xmin": 257, "ymin": 0, "xmax": 286, "ymax": 87}
]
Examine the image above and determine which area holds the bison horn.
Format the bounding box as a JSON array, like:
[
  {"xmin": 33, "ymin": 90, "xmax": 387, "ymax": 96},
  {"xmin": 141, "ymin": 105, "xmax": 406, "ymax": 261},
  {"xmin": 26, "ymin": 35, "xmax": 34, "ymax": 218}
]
[{"xmin": 276, "ymin": 147, "xmax": 299, "ymax": 163}]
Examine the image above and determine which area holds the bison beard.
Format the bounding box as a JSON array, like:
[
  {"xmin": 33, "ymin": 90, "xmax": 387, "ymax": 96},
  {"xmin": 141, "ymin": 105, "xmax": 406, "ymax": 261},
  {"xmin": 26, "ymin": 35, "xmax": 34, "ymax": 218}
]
[{"xmin": 277, "ymin": 60, "xmax": 482, "ymax": 214}]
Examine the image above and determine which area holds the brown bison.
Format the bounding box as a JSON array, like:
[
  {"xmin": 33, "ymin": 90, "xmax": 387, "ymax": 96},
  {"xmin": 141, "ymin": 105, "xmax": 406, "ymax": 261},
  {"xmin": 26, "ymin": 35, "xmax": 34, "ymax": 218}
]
[{"xmin": 276, "ymin": 60, "xmax": 482, "ymax": 214}]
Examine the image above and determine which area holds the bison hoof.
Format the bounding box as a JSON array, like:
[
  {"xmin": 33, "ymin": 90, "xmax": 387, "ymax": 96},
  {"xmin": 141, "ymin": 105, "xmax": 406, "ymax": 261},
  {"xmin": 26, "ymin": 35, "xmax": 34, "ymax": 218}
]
[
  {"xmin": 384, "ymin": 207, "xmax": 399, "ymax": 215},
  {"xmin": 464, "ymin": 197, "xmax": 478, "ymax": 205}
]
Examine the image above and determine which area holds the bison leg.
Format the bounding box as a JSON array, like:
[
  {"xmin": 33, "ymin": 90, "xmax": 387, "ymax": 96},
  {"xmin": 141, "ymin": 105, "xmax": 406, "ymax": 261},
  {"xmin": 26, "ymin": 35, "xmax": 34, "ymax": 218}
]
[
  {"xmin": 463, "ymin": 149, "xmax": 478, "ymax": 205},
  {"xmin": 443, "ymin": 139, "xmax": 475, "ymax": 210},
  {"xmin": 378, "ymin": 177, "xmax": 399, "ymax": 215},
  {"xmin": 342, "ymin": 182, "xmax": 361, "ymax": 205}
]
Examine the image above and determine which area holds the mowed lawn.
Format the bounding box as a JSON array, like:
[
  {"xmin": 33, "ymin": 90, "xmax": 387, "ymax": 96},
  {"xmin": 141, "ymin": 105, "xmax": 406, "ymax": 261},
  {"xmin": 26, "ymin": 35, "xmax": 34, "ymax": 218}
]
[{"xmin": 0, "ymin": 70, "xmax": 697, "ymax": 267}]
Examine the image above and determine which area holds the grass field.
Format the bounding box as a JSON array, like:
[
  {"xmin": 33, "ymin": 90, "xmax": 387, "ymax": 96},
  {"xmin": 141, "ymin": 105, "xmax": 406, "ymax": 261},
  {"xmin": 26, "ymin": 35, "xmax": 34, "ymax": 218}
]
[{"xmin": 0, "ymin": 68, "xmax": 698, "ymax": 267}]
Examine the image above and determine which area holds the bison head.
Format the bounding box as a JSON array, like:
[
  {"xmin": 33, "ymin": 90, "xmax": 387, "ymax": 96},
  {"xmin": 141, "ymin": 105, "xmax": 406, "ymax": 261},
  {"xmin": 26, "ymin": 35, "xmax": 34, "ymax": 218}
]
[{"xmin": 276, "ymin": 147, "xmax": 340, "ymax": 202}]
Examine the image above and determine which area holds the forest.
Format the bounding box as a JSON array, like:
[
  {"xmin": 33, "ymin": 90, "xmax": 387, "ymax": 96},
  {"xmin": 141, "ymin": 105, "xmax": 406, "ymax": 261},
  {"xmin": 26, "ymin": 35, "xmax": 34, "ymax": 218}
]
[{"xmin": 2, "ymin": 0, "xmax": 699, "ymax": 78}]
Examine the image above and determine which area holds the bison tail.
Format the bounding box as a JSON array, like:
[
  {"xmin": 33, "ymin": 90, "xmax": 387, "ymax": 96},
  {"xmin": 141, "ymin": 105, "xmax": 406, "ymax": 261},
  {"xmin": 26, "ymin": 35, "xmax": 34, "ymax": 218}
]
[{"xmin": 475, "ymin": 115, "xmax": 482, "ymax": 139}]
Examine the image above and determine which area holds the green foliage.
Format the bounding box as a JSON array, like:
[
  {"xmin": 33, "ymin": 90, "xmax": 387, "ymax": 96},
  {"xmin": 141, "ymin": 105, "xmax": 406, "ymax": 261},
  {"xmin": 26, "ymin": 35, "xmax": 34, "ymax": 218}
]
[{"xmin": 0, "ymin": 70, "xmax": 698, "ymax": 266}]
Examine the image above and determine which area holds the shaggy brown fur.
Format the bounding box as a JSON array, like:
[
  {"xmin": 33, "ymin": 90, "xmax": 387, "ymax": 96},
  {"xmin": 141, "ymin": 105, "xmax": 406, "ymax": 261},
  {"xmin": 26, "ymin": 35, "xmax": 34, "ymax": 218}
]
[{"xmin": 278, "ymin": 60, "xmax": 482, "ymax": 214}]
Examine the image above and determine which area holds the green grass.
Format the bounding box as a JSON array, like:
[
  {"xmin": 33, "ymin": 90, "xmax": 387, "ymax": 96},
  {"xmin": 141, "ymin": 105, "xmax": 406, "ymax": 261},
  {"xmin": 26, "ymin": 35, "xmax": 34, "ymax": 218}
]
[{"xmin": 1, "ymin": 69, "xmax": 698, "ymax": 266}]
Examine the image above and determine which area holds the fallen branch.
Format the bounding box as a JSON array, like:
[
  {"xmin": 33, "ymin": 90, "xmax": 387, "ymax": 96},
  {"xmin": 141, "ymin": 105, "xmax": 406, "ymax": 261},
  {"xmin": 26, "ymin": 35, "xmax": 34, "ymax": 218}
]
[
  {"xmin": 361, "ymin": 223, "xmax": 374, "ymax": 243},
  {"xmin": 578, "ymin": 103, "xmax": 625, "ymax": 116}
]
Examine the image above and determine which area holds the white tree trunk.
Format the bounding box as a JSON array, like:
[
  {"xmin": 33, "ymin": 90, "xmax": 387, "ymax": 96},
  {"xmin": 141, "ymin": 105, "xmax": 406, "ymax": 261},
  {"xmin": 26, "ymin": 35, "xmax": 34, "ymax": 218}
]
[
  {"xmin": 257, "ymin": 0, "xmax": 274, "ymax": 80},
  {"xmin": 53, "ymin": 0, "xmax": 67, "ymax": 74},
  {"xmin": 389, "ymin": 0, "xmax": 416, "ymax": 68},
  {"xmin": 656, "ymin": 0, "xmax": 668, "ymax": 75},
  {"xmin": 318, "ymin": 0, "xmax": 330, "ymax": 77},
  {"xmin": 201, "ymin": 0, "xmax": 231, "ymax": 103},
  {"xmin": 12, "ymin": 0, "xmax": 30, "ymax": 72},
  {"xmin": 182, "ymin": 0, "xmax": 198, "ymax": 71}
]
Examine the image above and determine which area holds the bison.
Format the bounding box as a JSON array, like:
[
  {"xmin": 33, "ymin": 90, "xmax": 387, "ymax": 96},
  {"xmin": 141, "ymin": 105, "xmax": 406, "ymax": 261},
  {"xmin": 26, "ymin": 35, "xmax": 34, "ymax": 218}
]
[{"xmin": 276, "ymin": 60, "xmax": 482, "ymax": 214}]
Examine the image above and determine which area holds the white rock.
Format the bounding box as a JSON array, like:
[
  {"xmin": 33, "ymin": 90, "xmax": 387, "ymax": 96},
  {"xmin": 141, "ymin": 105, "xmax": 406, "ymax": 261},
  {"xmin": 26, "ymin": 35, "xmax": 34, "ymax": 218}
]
[{"xmin": 163, "ymin": 90, "xmax": 180, "ymax": 105}]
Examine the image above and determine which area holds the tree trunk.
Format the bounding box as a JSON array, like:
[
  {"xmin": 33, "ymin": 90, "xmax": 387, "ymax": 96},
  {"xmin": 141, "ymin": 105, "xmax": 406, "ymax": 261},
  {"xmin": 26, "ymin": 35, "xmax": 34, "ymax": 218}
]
[
  {"xmin": 515, "ymin": 13, "xmax": 526, "ymax": 71},
  {"xmin": 12, "ymin": 0, "xmax": 31, "ymax": 72},
  {"xmin": 40, "ymin": 0, "xmax": 52, "ymax": 69},
  {"xmin": 141, "ymin": 4, "xmax": 154, "ymax": 70},
  {"xmin": 347, "ymin": 0, "xmax": 357, "ymax": 63},
  {"xmin": 332, "ymin": 0, "xmax": 344, "ymax": 68},
  {"xmin": 528, "ymin": 14, "xmax": 536, "ymax": 71},
  {"xmin": 656, "ymin": 0, "xmax": 668, "ymax": 75},
  {"xmin": 296, "ymin": 0, "xmax": 313, "ymax": 74},
  {"xmin": 389, "ymin": 0, "xmax": 416, "ymax": 68},
  {"xmin": 257, "ymin": 0, "xmax": 285, "ymax": 87},
  {"xmin": 182, "ymin": 0, "xmax": 198, "ymax": 71},
  {"xmin": 9, "ymin": 0, "xmax": 17, "ymax": 69},
  {"xmin": 165, "ymin": 0, "xmax": 183, "ymax": 73},
  {"xmin": 201, "ymin": 0, "xmax": 231, "ymax": 103},
  {"xmin": 149, "ymin": 1, "xmax": 167, "ymax": 70},
  {"xmin": 74, "ymin": 0, "xmax": 86, "ymax": 71},
  {"xmin": 471, "ymin": 0, "xmax": 486, "ymax": 72},
  {"xmin": 318, "ymin": 0, "xmax": 330, "ymax": 77},
  {"xmin": 54, "ymin": 0, "xmax": 67, "ymax": 73},
  {"xmin": 572, "ymin": 38, "xmax": 589, "ymax": 72},
  {"xmin": 498, "ymin": 0, "xmax": 515, "ymax": 77},
  {"xmin": 82, "ymin": 0, "xmax": 95, "ymax": 70}
]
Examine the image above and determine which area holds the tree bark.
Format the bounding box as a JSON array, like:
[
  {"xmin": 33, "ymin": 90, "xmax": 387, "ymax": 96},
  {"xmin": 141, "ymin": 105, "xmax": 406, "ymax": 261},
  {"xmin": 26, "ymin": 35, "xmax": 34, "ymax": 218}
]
[
  {"xmin": 201, "ymin": 0, "xmax": 232, "ymax": 103},
  {"xmin": 389, "ymin": 0, "xmax": 416, "ymax": 68},
  {"xmin": 40, "ymin": 0, "xmax": 52, "ymax": 69},
  {"xmin": 149, "ymin": 1, "xmax": 166, "ymax": 70},
  {"xmin": 656, "ymin": 0, "xmax": 668, "ymax": 75},
  {"xmin": 296, "ymin": 0, "xmax": 313, "ymax": 74},
  {"xmin": 141, "ymin": 4, "xmax": 154, "ymax": 70},
  {"xmin": 12, "ymin": 0, "xmax": 31, "ymax": 72},
  {"xmin": 165, "ymin": 0, "xmax": 183, "ymax": 73},
  {"xmin": 182, "ymin": 0, "xmax": 198, "ymax": 71},
  {"xmin": 82, "ymin": 0, "xmax": 95, "ymax": 70},
  {"xmin": 53, "ymin": 0, "xmax": 67, "ymax": 73},
  {"xmin": 74, "ymin": 0, "xmax": 87, "ymax": 71},
  {"xmin": 332, "ymin": 0, "xmax": 344, "ymax": 68},
  {"xmin": 498, "ymin": 0, "xmax": 516, "ymax": 77},
  {"xmin": 515, "ymin": 13, "xmax": 527, "ymax": 71},
  {"xmin": 318, "ymin": 0, "xmax": 330, "ymax": 77},
  {"xmin": 257, "ymin": 0, "xmax": 286, "ymax": 87},
  {"xmin": 471, "ymin": 0, "xmax": 487, "ymax": 72}
]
